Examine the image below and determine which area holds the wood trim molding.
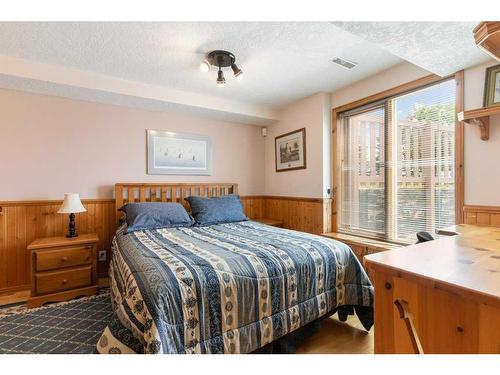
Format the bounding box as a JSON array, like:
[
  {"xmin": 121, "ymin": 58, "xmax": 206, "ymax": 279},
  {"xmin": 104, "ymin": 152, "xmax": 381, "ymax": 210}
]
[
  {"xmin": 262, "ymin": 195, "xmax": 328, "ymax": 203},
  {"xmin": 464, "ymin": 205, "xmax": 500, "ymax": 213},
  {"xmin": 473, "ymin": 21, "xmax": 500, "ymax": 62},
  {"xmin": 0, "ymin": 198, "xmax": 114, "ymax": 207},
  {"xmin": 455, "ymin": 70, "xmax": 465, "ymax": 224},
  {"xmin": 332, "ymin": 74, "xmax": 443, "ymax": 114}
]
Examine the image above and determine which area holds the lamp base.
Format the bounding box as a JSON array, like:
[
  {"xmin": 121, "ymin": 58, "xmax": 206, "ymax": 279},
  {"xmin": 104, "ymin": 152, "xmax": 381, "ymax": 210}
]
[{"xmin": 66, "ymin": 213, "xmax": 78, "ymax": 238}]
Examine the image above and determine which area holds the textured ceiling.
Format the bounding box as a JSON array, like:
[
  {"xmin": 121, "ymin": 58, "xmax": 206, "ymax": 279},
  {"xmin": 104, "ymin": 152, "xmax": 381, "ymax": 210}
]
[
  {"xmin": 0, "ymin": 22, "xmax": 403, "ymax": 108},
  {"xmin": 333, "ymin": 22, "xmax": 491, "ymax": 77}
]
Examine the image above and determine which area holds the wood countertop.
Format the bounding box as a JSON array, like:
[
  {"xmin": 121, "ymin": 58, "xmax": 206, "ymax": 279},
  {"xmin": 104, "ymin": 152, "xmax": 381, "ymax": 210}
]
[{"xmin": 365, "ymin": 224, "xmax": 500, "ymax": 307}]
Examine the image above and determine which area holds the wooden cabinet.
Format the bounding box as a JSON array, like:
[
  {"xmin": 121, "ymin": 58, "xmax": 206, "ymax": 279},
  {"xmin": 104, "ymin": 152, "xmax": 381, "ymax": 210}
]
[
  {"xmin": 366, "ymin": 227, "xmax": 500, "ymax": 353},
  {"xmin": 27, "ymin": 234, "xmax": 99, "ymax": 308}
]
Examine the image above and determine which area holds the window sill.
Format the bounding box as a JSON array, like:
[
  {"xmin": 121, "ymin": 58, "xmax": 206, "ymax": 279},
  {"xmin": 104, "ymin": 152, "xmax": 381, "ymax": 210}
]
[{"xmin": 320, "ymin": 232, "xmax": 404, "ymax": 253}]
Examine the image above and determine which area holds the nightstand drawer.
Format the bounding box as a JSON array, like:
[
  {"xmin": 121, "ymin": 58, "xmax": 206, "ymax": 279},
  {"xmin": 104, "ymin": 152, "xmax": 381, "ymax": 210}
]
[
  {"xmin": 35, "ymin": 266, "xmax": 92, "ymax": 294},
  {"xmin": 36, "ymin": 246, "xmax": 92, "ymax": 272}
]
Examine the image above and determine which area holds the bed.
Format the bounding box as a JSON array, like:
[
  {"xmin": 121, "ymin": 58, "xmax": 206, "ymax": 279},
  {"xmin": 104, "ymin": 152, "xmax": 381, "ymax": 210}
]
[{"xmin": 96, "ymin": 183, "xmax": 374, "ymax": 354}]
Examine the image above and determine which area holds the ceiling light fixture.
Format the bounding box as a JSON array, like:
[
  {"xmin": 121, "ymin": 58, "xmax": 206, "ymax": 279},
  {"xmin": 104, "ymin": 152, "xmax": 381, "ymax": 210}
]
[{"xmin": 200, "ymin": 50, "xmax": 243, "ymax": 86}]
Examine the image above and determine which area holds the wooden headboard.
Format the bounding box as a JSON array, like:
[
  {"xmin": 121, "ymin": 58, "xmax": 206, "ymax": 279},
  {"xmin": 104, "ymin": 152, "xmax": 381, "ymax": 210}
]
[{"xmin": 115, "ymin": 182, "xmax": 238, "ymax": 223}]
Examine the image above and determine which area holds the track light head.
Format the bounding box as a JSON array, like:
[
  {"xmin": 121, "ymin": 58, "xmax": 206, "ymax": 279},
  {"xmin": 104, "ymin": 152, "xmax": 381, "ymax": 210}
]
[
  {"xmin": 216, "ymin": 68, "xmax": 226, "ymax": 87},
  {"xmin": 199, "ymin": 60, "xmax": 211, "ymax": 73},
  {"xmin": 231, "ymin": 63, "xmax": 243, "ymax": 80}
]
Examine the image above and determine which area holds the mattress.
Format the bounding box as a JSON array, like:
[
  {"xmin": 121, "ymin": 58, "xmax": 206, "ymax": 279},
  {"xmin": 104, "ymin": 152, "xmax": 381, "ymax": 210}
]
[{"xmin": 96, "ymin": 221, "xmax": 374, "ymax": 354}]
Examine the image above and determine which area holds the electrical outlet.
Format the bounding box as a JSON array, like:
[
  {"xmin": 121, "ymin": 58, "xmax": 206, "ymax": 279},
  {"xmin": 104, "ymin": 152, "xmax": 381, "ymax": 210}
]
[{"xmin": 98, "ymin": 250, "xmax": 107, "ymax": 262}]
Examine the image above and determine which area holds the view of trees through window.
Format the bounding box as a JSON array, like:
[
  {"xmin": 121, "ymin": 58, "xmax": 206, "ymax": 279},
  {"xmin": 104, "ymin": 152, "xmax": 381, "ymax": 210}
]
[{"xmin": 340, "ymin": 79, "xmax": 456, "ymax": 243}]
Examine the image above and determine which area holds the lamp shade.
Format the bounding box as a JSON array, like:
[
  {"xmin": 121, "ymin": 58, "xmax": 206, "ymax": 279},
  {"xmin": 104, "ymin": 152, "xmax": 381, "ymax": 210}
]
[{"xmin": 57, "ymin": 193, "xmax": 86, "ymax": 214}]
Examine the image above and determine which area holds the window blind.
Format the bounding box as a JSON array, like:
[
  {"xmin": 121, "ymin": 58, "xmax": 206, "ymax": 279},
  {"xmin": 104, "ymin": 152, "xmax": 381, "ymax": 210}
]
[
  {"xmin": 340, "ymin": 104, "xmax": 386, "ymax": 238},
  {"xmin": 339, "ymin": 78, "xmax": 456, "ymax": 243}
]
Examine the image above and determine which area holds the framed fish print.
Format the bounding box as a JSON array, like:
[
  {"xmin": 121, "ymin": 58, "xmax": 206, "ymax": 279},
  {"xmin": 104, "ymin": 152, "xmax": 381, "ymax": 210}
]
[
  {"xmin": 484, "ymin": 64, "xmax": 500, "ymax": 108},
  {"xmin": 147, "ymin": 130, "xmax": 212, "ymax": 175},
  {"xmin": 275, "ymin": 128, "xmax": 306, "ymax": 172}
]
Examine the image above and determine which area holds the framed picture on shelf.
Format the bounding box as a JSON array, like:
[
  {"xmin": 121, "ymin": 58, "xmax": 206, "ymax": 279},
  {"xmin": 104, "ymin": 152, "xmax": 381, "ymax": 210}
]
[
  {"xmin": 274, "ymin": 128, "xmax": 306, "ymax": 172},
  {"xmin": 484, "ymin": 64, "xmax": 500, "ymax": 107},
  {"xmin": 147, "ymin": 130, "xmax": 212, "ymax": 175}
]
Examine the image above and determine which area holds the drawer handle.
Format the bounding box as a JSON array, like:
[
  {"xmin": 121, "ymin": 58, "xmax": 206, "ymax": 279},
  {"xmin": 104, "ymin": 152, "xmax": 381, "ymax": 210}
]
[
  {"xmin": 394, "ymin": 299, "xmax": 424, "ymax": 354},
  {"xmin": 384, "ymin": 282, "xmax": 392, "ymax": 290},
  {"xmin": 61, "ymin": 257, "xmax": 68, "ymax": 262},
  {"xmin": 62, "ymin": 279, "xmax": 68, "ymax": 285}
]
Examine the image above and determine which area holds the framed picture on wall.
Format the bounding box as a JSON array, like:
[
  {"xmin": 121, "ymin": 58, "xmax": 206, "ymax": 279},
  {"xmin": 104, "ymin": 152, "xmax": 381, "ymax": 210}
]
[
  {"xmin": 147, "ymin": 130, "xmax": 212, "ymax": 175},
  {"xmin": 275, "ymin": 128, "xmax": 306, "ymax": 172},
  {"xmin": 483, "ymin": 64, "xmax": 500, "ymax": 107}
]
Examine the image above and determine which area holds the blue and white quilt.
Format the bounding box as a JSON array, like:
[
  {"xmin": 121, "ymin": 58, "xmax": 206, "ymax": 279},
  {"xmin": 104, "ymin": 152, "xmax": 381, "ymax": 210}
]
[{"xmin": 97, "ymin": 221, "xmax": 374, "ymax": 354}]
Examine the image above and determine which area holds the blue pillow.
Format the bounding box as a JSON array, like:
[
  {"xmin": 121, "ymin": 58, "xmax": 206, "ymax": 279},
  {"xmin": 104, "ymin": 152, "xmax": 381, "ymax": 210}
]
[
  {"xmin": 185, "ymin": 195, "xmax": 247, "ymax": 225},
  {"xmin": 119, "ymin": 202, "xmax": 194, "ymax": 233}
]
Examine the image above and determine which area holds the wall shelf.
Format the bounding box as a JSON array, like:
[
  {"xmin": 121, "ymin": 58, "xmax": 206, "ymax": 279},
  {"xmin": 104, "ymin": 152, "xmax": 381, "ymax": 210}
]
[{"xmin": 458, "ymin": 106, "xmax": 500, "ymax": 141}]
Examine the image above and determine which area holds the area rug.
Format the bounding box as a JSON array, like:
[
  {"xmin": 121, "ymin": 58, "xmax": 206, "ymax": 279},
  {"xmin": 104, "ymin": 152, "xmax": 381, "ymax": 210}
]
[{"xmin": 0, "ymin": 291, "xmax": 111, "ymax": 354}]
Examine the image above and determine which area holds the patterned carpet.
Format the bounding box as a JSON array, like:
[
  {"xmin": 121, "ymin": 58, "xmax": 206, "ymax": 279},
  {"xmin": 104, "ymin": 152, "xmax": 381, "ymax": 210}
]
[{"xmin": 0, "ymin": 291, "xmax": 111, "ymax": 354}]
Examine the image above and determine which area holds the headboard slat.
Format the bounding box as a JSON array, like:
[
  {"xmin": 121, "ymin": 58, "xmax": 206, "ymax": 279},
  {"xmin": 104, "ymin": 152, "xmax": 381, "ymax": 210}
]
[{"xmin": 114, "ymin": 182, "xmax": 239, "ymax": 224}]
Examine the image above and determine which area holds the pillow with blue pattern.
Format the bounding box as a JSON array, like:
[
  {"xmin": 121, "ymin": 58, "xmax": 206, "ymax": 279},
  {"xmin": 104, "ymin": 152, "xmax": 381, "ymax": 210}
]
[
  {"xmin": 119, "ymin": 202, "xmax": 194, "ymax": 233},
  {"xmin": 185, "ymin": 195, "xmax": 247, "ymax": 225}
]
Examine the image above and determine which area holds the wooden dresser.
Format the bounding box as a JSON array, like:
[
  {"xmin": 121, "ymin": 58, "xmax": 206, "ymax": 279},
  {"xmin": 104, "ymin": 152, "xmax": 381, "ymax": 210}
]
[
  {"xmin": 27, "ymin": 234, "xmax": 99, "ymax": 308},
  {"xmin": 365, "ymin": 225, "xmax": 500, "ymax": 353}
]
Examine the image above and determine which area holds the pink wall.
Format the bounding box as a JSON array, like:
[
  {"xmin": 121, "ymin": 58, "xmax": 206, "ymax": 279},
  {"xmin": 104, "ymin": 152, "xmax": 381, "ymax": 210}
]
[
  {"xmin": 0, "ymin": 88, "xmax": 265, "ymax": 200},
  {"xmin": 264, "ymin": 92, "xmax": 331, "ymax": 198}
]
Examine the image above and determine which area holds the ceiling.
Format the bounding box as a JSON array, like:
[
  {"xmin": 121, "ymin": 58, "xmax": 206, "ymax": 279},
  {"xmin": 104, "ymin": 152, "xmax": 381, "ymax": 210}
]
[
  {"xmin": 0, "ymin": 22, "xmax": 402, "ymax": 108},
  {"xmin": 0, "ymin": 22, "xmax": 492, "ymax": 124},
  {"xmin": 333, "ymin": 22, "xmax": 491, "ymax": 77}
]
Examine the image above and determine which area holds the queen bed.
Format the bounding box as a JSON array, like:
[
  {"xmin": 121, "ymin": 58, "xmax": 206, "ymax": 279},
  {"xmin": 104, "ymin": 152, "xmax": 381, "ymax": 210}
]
[{"xmin": 96, "ymin": 183, "xmax": 373, "ymax": 354}]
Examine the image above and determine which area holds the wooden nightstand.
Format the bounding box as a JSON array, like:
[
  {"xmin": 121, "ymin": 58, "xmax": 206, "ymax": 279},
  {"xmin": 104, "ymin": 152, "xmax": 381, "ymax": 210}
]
[
  {"xmin": 254, "ymin": 218, "xmax": 284, "ymax": 227},
  {"xmin": 27, "ymin": 234, "xmax": 99, "ymax": 308}
]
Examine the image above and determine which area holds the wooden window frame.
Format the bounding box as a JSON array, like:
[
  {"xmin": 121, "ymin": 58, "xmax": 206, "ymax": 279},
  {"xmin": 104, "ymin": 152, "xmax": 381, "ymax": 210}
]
[{"xmin": 331, "ymin": 72, "xmax": 465, "ymax": 233}]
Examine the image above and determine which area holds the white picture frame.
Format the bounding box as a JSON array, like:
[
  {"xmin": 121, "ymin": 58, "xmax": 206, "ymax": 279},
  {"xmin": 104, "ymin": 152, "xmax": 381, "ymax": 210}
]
[{"xmin": 147, "ymin": 130, "xmax": 212, "ymax": 175}]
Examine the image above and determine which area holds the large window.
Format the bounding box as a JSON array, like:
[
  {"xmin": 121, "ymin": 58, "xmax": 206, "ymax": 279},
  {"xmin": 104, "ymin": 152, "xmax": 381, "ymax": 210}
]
[{"xmin": 339, "ymin": 78, "xmax": 457, "ymax": 243}]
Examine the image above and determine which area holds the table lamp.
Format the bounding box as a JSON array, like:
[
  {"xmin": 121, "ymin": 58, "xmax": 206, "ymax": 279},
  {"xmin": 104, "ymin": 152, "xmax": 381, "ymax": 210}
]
[{"xmin": 58, "ymin": 193, "xmax": 86, "ymax": 237}]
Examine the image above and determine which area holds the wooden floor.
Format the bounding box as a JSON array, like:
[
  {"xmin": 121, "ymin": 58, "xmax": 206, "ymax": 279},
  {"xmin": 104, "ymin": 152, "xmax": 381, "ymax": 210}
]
[{"xmin": 295, "ymin": 315, "xmax": 373, "ymax": 354}]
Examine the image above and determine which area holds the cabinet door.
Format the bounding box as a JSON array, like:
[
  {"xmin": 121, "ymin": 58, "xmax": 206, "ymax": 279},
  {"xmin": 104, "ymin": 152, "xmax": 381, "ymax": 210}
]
[
  {"xmin": 392, "ymin": 276, "xmax": 422, "ymax": 353},
  {"xmin": 392, "ymin": 276, "xmax": 489, "ymax": 353}
]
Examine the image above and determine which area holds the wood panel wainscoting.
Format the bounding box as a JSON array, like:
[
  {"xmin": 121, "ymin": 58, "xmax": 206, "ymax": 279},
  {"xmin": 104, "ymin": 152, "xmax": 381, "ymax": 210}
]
[
  {"xmin": 263, "ymin": 196, "xmax": 332, "ymax": 235},
  {"xmin": 0, "ymin": 199, "xmax": 115, "ymax": 297},
  {"xmin": 463, "ymin": 205, "xmax": 500, "ymax": 226},
  {"xmin": 0, "ymin": 193, "xmax": 330, "ymax": 300}
]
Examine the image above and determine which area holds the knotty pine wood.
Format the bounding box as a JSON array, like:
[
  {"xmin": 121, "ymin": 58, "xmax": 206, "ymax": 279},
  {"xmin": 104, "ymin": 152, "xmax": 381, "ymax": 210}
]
[
  {"xmin": 0, "ymin": 195, "xmax": 330, "ymax": 297},
  {"xmin": 463, "ymin": 205, "xmax": 500, "ymax": 226},
  {"xmin": 0, "ymin": 199, "xmax": 115, "ymax": 294},
  {"xmin": 264, "ymin": 196, "xmax": 332, "ymax": 234},
  {"xmin": 365, "ymin": 226, "xmax": 500, "ymax": 353}
]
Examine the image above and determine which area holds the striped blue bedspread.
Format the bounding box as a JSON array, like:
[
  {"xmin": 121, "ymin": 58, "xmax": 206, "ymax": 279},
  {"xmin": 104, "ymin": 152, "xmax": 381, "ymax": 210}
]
[{"xmin": 97, "ymin": 221, "xmax": 374, "ymax": 354}]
